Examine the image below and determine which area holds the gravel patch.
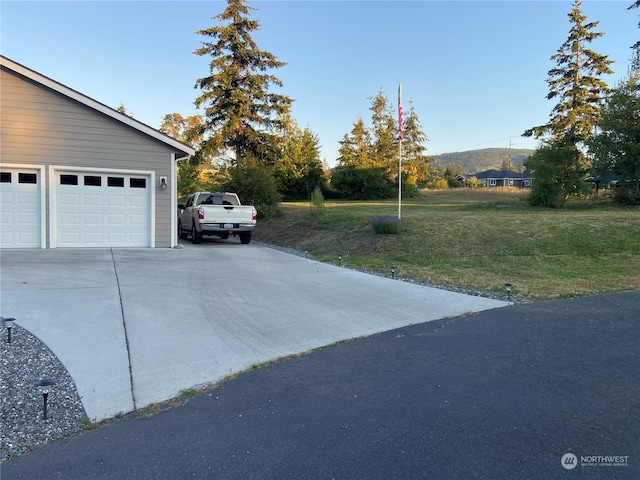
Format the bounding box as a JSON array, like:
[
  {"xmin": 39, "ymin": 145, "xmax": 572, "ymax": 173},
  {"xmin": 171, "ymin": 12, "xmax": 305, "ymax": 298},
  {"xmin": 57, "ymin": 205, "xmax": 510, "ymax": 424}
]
[{"xmin": 1, "ymin": 321, "xmax": 86, "ymax": 463}]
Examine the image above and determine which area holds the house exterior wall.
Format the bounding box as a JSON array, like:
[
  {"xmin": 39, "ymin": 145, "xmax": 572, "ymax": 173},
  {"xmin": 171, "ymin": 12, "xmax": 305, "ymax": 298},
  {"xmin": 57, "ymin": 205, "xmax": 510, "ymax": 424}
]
[{"xmin": 1, "ymin": 66, "xmax": 177, "ymax": 247}]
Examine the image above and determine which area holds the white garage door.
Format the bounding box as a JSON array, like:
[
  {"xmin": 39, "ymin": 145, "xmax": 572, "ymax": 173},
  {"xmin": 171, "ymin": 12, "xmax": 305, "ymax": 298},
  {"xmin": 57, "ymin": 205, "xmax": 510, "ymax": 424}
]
[
  {"xmin": 0, "ymin": 167, "xmax": 42, "ymax": 248},
  {"xmin": 56, "ymin": 171, "xmax": 151, "ymax": 247}
]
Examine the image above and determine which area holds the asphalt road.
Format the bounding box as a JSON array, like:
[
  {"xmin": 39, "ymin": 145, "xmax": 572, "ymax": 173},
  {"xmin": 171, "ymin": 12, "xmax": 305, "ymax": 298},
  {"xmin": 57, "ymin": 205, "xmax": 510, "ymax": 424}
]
[{"xmin": 3, "ymin": 291, "xmax": 638, "ymax": 479}]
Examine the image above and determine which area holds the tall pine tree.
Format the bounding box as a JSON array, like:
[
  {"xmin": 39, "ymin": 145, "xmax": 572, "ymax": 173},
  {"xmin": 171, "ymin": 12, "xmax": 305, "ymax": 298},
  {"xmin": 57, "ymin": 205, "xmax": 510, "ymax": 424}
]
[
  {"xmin": 369, "ymin": 89, "xmax": 398, "ymax": 173},
  {"xmin": 274, "ymin": 113, "xmax": 324, "ymax": 200},
  {"xmin": 523, "ymin": 0, "xmax": 613, "ymax": 207},
  {"xmin": 336, "ymin": 118, "xmax": 372, "ymax": 167},
  {"xmin": 524, "ymin": 0, "xmax": 613, "ymax": 145},
  {"xmin": 193, "ymin": 0, "xmax": 292, "ymax": 167},
  {"xmin": 401, "ymin": 100, "xmax": 433, "ymax": 189}
]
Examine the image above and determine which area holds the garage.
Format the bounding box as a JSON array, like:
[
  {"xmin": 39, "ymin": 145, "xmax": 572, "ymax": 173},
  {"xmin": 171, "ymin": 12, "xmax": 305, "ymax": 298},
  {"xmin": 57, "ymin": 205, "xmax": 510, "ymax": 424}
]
[
  {"xmin": 2, "ymin": 56, "xmax": 195, "ymax": 249},
  {"xmin": 53, "ymin": 169, "xmax": 153, "ymax": 248},
  {"xmin": 0, "ymin": 166, "xmax": 44, "ymax": 248}
]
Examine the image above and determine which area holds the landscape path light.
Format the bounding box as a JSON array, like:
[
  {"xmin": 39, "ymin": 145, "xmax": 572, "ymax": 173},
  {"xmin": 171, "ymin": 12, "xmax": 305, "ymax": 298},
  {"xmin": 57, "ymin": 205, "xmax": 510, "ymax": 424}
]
[
  {"xmin": 36, "ymin": 379, "xmax": 56, "ymax": 420},
  {"xmin": 2, "ymin": 317, "xmax": 15, "ymax": 343},
  {"xmin": 390, "ymin": 266, "xmax": 396, "ymax": 279},
  {"xmin": 338, "ymin": 255, "xmax": 342, "ymax": 266},
  {"xmin": 505, "ymin": 283, "xmax": 512, "ymax": 300}
]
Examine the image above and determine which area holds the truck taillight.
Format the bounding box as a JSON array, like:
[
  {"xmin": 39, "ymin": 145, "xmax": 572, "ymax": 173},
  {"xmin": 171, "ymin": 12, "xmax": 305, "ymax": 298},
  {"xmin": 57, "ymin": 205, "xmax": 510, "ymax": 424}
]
[
  {"xmin": 198, "ymin": 206, "xmax": 205, "ymax": 220},
  {"xmin": 252, "ymin": 208, "xmax": 257, "ymax": 221}
]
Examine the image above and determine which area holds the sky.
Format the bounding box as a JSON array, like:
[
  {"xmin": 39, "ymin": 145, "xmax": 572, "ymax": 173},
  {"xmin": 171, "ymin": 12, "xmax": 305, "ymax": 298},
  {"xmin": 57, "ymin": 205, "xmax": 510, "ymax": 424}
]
[{"xmin": 1, "ymin": 1, "xmax": 638, "ymax": 166}]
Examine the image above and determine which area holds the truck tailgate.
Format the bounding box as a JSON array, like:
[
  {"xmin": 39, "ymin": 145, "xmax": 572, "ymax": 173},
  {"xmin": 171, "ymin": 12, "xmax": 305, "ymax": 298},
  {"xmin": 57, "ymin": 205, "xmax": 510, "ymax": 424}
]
[{"xmin": 201, "ymin": 206, "xmax": 255, "ymax": 224}]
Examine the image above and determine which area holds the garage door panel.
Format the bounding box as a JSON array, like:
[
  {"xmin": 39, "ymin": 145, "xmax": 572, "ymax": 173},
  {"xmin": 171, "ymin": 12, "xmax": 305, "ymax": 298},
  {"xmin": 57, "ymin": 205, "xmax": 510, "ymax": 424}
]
[
  {"xmin": 59, "ymin": 193, "xmax": 81, "ymax": 206},
  {"xmin": 129, "ymin": 233, "xmax": 147, "ymax": 244},
  {"xmin": 18, "ymin": 230, "xmax": 39, "ymax": 245},
  {"xmin": 107, "ymin": 233, "xmax": 126, "ymax": 244},
  {"xmin": 84, "ymin": 233, "xmax": 105, "ymax": 245},
  {"xmin": 129, "ymin": 214, "xmax": 147, "ymax": 226},
  {"xmin": 107, "ymin": 214, "xmax": 125, "ymax": 226},
  {"xmin": 83, "ymin": 214, "xmax": 103, "ymax": 225},
  {"xmin": 107, "ymin": 195, "xmax": 126, "ymax": 207},
  {"xmin": 18, "ymin": 211, "xmax": 38, "ymax": 224},
  {"xmin": 18, "ymin": 191, "xmax": 38, "ymax": 205},
  {"xmin": 129, "ymin": 195, "xmax": 147, "ymax": 207},
  {"xmin": 83, "ymin": 195, "xmax": 103, "ymax": 206},
  {"xmin": 59, "ymin": 213, "xmax": 80, "ymax": 225},
  {"xmin": 56, "ymin": 171, "xmax": 150, "ymax": 248},
  {"xmin": 0, "ymin": 167, "xmax": 41, "ymax": 248}
]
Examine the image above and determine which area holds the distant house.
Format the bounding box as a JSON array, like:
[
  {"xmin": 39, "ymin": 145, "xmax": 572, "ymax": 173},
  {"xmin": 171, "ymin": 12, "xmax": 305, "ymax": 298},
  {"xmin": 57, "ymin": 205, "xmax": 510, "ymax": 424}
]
[
  {"xmin": 1, "ymin": 56, "xmax": 195, "ymax": 249},
  {"xmin": 473, "ymin": 170, "xmax": 534, "ymax": 189}
]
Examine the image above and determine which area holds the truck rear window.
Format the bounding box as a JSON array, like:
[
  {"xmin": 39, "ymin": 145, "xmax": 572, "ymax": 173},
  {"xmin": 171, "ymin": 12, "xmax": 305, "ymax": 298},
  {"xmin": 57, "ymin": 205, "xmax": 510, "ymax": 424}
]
[{"xmin": 197, "ymin": 194, "xmax": 239, "ymax": 206}]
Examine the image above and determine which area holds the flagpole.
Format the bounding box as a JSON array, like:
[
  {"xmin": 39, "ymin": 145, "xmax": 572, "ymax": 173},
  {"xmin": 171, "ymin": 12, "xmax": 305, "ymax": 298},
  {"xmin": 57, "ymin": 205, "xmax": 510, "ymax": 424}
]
[
  {"xmin": 398, "ymin": 137, "xmax": 402, "ymax": 220},
  {"xmin": 398, "ymin": 82, "xmax": 403, "ymax": 220}
]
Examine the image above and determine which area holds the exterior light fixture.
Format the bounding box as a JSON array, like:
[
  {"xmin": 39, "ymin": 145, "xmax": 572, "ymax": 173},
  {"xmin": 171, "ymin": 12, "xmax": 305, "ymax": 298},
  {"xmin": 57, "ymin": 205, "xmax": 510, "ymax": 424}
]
[
  {"xmin": 305, "ymin": 250, "xmax": 308, "ymax": 259},
  {"xmin": 338, "ymin": 255, "xmax": 342, "ymax": 266},
  {"xmin": 159, "ymin": 176, "xmax": 167, "ymax": 190},
  {"xmin": 505, "ymin": 283, "xmax": 512, "ymax": 300},
  {"xmin": 36, "ymin": 378, "xmax": 56, "ymax": 420},
  {"xmin": 390, "ymin": 266, "xmax": 396, "ymax": 279},
  {"xmin": 2, "ymin": 317, "xmax": 15, "ymax": 343},
  {"xmin": 36, "ymin": 379, "xmax": 56, "ymax": 420}
]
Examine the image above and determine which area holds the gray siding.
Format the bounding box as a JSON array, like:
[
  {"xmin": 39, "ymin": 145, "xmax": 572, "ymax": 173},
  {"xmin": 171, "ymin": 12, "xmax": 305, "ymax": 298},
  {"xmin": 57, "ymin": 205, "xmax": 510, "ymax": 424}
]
[{"xmin": 1, "ymin": 66, "xmax": 179, "ymax": 247}]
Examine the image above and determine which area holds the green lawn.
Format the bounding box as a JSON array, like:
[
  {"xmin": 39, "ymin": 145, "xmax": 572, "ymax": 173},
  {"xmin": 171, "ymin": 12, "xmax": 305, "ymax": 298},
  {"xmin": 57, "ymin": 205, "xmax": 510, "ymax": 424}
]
[{"xmin": 254, "ymin": 189, "xmax": 640, "ymax": 300}]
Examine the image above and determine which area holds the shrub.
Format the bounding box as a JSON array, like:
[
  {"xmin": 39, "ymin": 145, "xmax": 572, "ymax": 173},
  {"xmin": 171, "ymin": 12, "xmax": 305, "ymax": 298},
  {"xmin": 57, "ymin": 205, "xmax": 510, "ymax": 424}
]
[
  {"xmin": 222, "ymin": 160, "xmax": 282, "ymax": 218},
  {"xmin": 612, "ymin": 185, "xmax": 640, "ymax": 205},
  {"xmin": 330, "ymin": 165, "xmax": 396, "ymax": 200},
  {"xmin": 371, "ymin": 215, "xmax": 405, "ymax": 234},
  {"xmin": 425, "ymin": 178, "xmax": 449, "ymax": 190},
  {"xmin": 311, "ymin": 187, "xmax": 324, "ymax": 208}
]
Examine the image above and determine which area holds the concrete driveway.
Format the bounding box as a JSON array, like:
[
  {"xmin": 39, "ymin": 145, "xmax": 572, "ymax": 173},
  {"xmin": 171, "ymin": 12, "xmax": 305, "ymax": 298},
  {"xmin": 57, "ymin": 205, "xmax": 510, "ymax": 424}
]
[{"xmin": 0, "ymin": 242, "xmax": 508, "ymax": 421}]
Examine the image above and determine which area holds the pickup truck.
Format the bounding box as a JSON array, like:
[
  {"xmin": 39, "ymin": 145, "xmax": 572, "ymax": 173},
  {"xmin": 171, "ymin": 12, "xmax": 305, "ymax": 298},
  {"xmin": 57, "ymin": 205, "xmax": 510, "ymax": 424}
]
[{"xmin": 178, "ymin": 192, "xmax": 257, "ymax": 244}]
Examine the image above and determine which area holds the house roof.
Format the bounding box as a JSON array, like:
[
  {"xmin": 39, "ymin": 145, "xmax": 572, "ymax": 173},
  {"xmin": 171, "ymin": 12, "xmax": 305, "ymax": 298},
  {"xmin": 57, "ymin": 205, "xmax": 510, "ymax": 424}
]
[
  {"xmin": 1, "ymin": 55, "xmax": 195, "ymax": 159},
  {"xmin": 474, "ymin": 169, "xmax": 534, "ymax": 180}
]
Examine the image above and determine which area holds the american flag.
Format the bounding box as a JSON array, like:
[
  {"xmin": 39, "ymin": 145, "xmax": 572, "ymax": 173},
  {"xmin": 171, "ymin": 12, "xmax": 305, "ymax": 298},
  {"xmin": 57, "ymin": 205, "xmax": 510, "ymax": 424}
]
[{"xmin": 398, "ymin": 82, "xmax": 404, "ymax": 141}]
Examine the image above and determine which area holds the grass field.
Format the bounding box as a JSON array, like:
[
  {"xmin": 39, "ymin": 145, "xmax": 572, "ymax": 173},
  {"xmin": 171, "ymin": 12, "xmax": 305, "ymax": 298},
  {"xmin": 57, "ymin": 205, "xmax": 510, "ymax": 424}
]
[{"xmin": 253, "ymin": 189, "xmax": 640, "ymax": 301}]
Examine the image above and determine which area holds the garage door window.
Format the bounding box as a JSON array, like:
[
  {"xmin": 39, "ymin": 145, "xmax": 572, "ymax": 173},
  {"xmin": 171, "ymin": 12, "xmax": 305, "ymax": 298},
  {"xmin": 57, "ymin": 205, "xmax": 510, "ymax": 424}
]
[
  {"xmin": 0, "ymin": 172, "xmax": 11, "ymax": 183},
  {"xmin": 84, "ymin": 176, "xmax": 102, "ymax": 186},
  {"xmin": 108, "ymin": 177, "xmax": 124, "ymax": 187},
  {"xmin": 130, "ymin": 178, "xmax": 146, "ymax": 188},
  {"xmin": 60, "ymin": 174, "xmax": 78, "ymax": 185},
  {"xmin": 19, "ymin": 173, "xmax": 38, "ymax": 184}
]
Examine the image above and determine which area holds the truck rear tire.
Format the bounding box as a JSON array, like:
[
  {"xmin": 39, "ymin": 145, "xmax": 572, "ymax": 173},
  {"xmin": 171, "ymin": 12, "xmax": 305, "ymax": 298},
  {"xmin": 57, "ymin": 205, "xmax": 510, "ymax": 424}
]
[
  {"xmin": 178, "ymin": 221, "xmax": 188, "ymax": 240},
  {"xmin": 239, "ymin": 232, "xmax": 252, "ymax": 244},
  {"xmin": 192, "ymin": 225, "xmax": 203, "ymax": 244}
]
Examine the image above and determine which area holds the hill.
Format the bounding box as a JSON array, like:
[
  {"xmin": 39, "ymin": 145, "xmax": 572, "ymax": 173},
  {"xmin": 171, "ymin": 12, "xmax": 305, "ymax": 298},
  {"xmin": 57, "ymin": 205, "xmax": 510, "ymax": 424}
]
[{"xmin": 433, "ymin": 148, "xmax": 535, "ymax": 174}]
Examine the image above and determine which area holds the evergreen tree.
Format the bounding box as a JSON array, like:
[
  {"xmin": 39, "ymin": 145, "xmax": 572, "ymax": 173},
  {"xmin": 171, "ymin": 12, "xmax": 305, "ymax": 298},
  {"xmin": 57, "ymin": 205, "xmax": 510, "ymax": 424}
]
[
  {"xmin": 116, "ymin": 102, "xmax": 133, "ymax": 117},
  {"xmin": 368, "ymin": 89, "xmax": 398, "ymax": 172},
  {"xmin": 334, "ymin": 90, "xmax": 431, "ymax": 198},
  {"xmin": 501, "ymin": 157, "xmax": 518, "ymax": 172},
  {"xmin": 160, "ymin": 113, "xmax": 204, "ymax": 148},
  {"xmin": 401, "ymin": 100, "xmax": 433, "ymax": 189},
  {"xmin": 193, "ymin": 0, "xmax": 292, "ymax": 166},
  {"xmin": 523, "ymin": 0, "xmax": 613, "ymax": 207},
  {"xmin": 523, "ymin": 0, "xmax": 614, "ymax": 146},
  {"xmin": 588, "ymin": 71, "xmax": 640, "ymax": 203},
  {"xmin": 336, "ymin": 118, "xmax": 372, "ymax": 167},
  {"xmin": 274, "ymin": 114, "xmax": 325, "ymax": 200},
  {"xmin": 333, "ymin": 114, "xmax": 396, "ymax": 200}
]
